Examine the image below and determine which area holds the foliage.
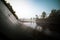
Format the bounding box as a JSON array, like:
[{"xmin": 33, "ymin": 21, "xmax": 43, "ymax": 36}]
[
  {"xmin": 48, "ymin": 9, "xmax": 60, "ymax": 33},
  {"xmin": 41, "ymin": 11, "xmax": 46, "ymax": 19}
]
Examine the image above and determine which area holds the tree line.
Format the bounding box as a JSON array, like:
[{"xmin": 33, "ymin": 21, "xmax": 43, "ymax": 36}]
[{"xmin": 36, "ymin": 9, "xmax": 60, "ymax": 33}]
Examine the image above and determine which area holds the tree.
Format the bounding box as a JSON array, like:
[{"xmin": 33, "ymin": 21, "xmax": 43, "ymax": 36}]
[
  {"xmin": 49, "ymin": 9, "xmax": 56, "ymax": 17},
  {"xmin": 48, "ymin": 9, "xmax": 60, "ymax": 33},
  {"xmin": 36, "ymin": 15, "xmax": 38, "ymax": 19},
  {"xmin": 41, "ymin": 11, "xmax": 46, "ymax": 19}
]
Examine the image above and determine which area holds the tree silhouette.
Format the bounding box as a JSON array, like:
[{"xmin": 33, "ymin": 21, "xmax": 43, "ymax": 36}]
[
  {"xmin": 48, "ymin": 9, "xmax": 60, "ymax": 33},
  {"xmin": 36, "ymin": 15, "xmax": 38, "ymax": 19},
  {"xmin": 41, "ymin": 11, "xmax": 46, "ymax": 19},
  {"xmin": 49, "ymin": 9, "xmax": 56, "ymax": 17}
]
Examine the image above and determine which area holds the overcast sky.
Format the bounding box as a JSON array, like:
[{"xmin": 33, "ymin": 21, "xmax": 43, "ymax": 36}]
[{"xmin": 5, "ymin": 0, "xmax": 60, "ymax": 19}]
